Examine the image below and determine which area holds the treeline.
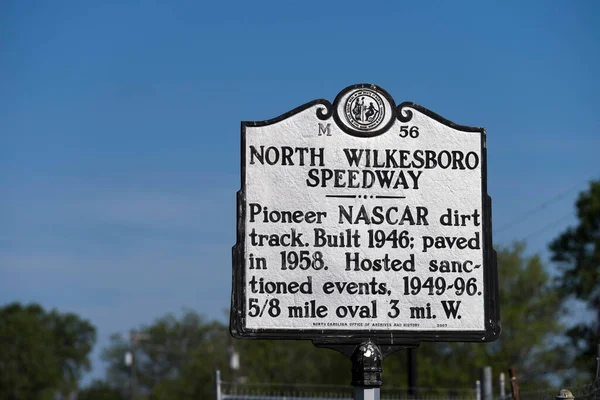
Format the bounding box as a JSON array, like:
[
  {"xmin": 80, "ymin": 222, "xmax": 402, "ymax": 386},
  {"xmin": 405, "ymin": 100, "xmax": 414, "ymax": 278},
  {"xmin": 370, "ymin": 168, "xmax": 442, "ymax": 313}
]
[{"xmin": 1, "ymin": 181, "xmax": 597, "ymax": 400}]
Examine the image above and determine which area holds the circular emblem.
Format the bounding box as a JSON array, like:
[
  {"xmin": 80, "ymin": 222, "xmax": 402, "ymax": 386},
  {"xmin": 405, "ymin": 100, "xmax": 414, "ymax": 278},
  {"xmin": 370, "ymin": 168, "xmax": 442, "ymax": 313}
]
[{"xmin": 344, "ymin": 89, "xmax": 386, "ymax": 131}]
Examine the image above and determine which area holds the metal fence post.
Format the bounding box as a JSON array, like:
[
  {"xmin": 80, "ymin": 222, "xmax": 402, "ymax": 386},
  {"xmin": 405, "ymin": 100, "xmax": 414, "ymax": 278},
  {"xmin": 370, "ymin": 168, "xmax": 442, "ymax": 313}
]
[
  {"xmin": 508, "ymin": 368, "xmax": 519, "ymax": 400},
  {"xmin": 596, "ymin": 343, "xmax": 600, "ymax": 380},
  {"xmin": 476, "ymin": 380, "xmax": 481, "ymax": 400},
  {"xmin": 480, "ymin": 367, "xmax": 492, "ymax": 400},
  {"xmin": 500, "ymin": 372, "xmax": 505, "ymax": 399},
  {"xmin": 215, "ymin": 369, "xmax": 222, "ymax": 400}
]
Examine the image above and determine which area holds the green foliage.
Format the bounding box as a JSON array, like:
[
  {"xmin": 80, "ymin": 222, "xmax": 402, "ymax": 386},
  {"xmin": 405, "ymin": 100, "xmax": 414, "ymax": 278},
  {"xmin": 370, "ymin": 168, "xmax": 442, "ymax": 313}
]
[
  {"xmin": 550, "ymin": 180, "xmax": 600, "ymax": 378},
  {"xmin": 102, "ymin": 310, "xmax": 230, "ymax": 399},
  {"xmin": 386, "ymin": 242, "xmax": 565, "ymax": 389},
  {"xmin": 0, "ymin": 302, "xmax": 96, "ymax": 400},
  {"xmin": 101, "ymin": 243, "xmax": 563, "ymax": 398},
  {"xmin": 102, "ymin": 310, "xmax": 349, "ymax": 399},
  {"xmin": 236, "ymin": 339, "xmax": 349, "ymax": 385},
  {"xmin": 78, "ymin": 381, "xmax": 125, "ymax": 400}
]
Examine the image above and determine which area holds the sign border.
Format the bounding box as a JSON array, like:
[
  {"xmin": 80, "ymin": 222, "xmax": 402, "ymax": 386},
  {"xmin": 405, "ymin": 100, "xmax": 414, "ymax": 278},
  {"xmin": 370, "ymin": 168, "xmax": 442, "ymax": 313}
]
[{"xmin": 231, "ymin": 84, "xmax": 500, "ymax": 344}]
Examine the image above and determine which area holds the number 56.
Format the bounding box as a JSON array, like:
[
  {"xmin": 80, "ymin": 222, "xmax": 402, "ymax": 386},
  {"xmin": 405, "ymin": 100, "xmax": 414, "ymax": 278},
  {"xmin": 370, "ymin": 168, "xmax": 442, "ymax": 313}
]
[{"xmin": 400, "ymin": 125, "xmax": 419, "ymax": 138}]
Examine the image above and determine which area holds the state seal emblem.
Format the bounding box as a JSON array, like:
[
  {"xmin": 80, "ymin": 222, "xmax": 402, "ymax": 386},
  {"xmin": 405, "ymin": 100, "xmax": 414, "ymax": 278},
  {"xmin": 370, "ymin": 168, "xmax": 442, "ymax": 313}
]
[{"xmin": 344, "ymin": 89, "xmax": 385, "ymax": 130}]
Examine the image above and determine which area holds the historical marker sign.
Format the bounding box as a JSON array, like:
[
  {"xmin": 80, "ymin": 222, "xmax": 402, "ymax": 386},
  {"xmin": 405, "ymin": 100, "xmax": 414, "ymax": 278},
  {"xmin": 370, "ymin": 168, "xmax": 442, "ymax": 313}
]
[{"xmin": 231, "ymin": 84, "xmax": 500, "ymax": 344}]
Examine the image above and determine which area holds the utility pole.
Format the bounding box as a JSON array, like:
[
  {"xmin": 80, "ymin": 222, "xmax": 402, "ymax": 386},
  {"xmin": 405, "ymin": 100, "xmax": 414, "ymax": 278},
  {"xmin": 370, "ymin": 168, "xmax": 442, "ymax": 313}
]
[{"xmin": 122, "ymin": 330, "xmax": 149, "ymax": 400}]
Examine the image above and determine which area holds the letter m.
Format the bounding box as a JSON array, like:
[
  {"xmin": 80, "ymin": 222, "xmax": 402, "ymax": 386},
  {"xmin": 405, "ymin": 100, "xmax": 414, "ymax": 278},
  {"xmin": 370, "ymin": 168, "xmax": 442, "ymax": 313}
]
[
  {"xmin": 318, "ymin": 123, "xmax": 331, "ymax": 136},
  {"xmin": 410, "ymin": 306, "xmax": 425, "ymax": 319},
  {"xmin": 288, "ymin": 306, "xmax": 303, "ymax": 318}
]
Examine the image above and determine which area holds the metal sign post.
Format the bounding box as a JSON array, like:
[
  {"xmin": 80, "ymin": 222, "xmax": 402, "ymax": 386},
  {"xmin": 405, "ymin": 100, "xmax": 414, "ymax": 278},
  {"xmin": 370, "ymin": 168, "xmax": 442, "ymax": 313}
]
[
  {"xmin": 231, "ymin": 83, "xmax": 501, "ymax": 391},
  {"xmin": 351, "ymin": 341, "xmax": 382, "ymax": 400}
]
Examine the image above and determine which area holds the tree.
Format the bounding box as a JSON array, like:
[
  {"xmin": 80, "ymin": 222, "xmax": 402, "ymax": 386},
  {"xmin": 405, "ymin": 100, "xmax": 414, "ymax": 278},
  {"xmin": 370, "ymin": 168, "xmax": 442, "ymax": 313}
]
[
  {"xmin": 77, "ymin": 381, "xmax": 125, "ymax": 400},
  {"xmin": 102, "ymin": 310, "xmax": 230, "ymax": 399},
  {"xmin": 550, "ymin": 180, "xmax": 600, "ymax": 378},
  {"xmin": 235, "ymin": 337, "xmax": 349, "ymax": 385},
  {"xmin": 102, "ymin": 243, "xmax": 564, "ymax": 398},
  {"xmin": 102, "ymin": 310, "xmax": 349, "ymax": 399},
  {"xmin": 383, "ymin": 243, "xmax": 566, "ymax": 389},
  {"xmin": 0, "ymin": 302, "xmax": 96, "ymax": 400}
]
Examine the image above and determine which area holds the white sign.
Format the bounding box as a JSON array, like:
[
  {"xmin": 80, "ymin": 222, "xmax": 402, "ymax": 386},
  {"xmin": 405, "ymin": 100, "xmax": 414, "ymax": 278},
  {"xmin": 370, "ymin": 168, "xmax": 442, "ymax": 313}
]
[{"xmin": 231, "ymin": 84, "xmax": 500, "ymax": 343}]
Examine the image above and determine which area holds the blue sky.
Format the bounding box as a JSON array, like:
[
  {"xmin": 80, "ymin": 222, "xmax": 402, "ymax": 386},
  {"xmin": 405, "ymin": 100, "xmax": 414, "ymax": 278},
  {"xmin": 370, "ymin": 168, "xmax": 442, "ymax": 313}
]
[{"xmin": 1, "ymin": 0, "xmax": 598, "ymax": 384}]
